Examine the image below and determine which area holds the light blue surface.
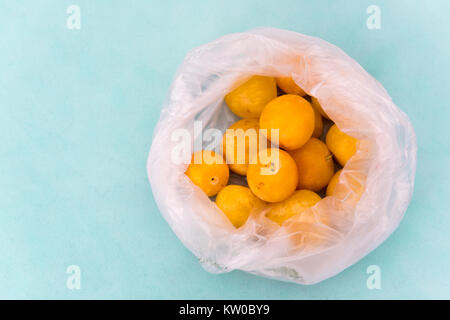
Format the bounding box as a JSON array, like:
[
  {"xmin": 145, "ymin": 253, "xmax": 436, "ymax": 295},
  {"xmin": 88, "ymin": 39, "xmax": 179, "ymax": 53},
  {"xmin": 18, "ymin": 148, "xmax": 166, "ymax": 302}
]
[{"xmin": 0, "ymin": 0, "xmax": 449, "ymax": 299}]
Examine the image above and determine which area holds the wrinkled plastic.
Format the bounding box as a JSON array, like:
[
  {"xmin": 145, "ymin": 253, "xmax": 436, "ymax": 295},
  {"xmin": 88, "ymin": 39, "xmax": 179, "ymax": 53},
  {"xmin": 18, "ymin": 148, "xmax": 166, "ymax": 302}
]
[{"xmin": 147, "ymin": 28, "xmax": 417, "ymax": 284}]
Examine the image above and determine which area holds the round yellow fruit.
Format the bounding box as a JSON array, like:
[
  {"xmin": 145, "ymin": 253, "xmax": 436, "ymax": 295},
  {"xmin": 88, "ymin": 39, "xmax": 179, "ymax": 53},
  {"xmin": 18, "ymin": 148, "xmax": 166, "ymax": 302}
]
[
  {"xmin": 266, "ymin": 190, "xmax": 321, "ymax": 225},
  {"xmin": 247, "ymin": 148, "xmax": 298, "ymax": 203},
  {"xmin": 326, "ymin": 169, "xmax": 342, "ymax": 196},
  {"xmin": 311, "ymin": 97, "xmax": 329, "ymax": 119},
  {"xmin": 268, "ymin": 190, "xmax": 329, "ymax": 248},
  {"xmin": 326, "ymin": 170, "xmax": 366, "ymax": 206},
  {"xmin": 215, "ymin": 185, "xmax": 264, "ymax": 228},
  {"xmin": 285, "ymin": 209, "xmax": 330, "ymax": 248},
  {"xmin": 276, "ymin": 77, "xmax": 306, "ymax": 96},
  {"xmin": 185, "ymin": 150, "xmax": 229, "ymax": 197},
  {"xmin": 225, "ymin": 75, "xmax": 277, "ymax": 118},
  {"xmin": 312, "ymin": 105, "xmax": 323, "ymax": 138},
  {"xmin": 221, "ymin": 119, "xmax": 269, "ymax": 176},
  {"xmin": 289, "ymin": 138, "xmax": 334, "ymax": 192},
  {"xmin": 326, "ymin": 124, "xmax": 358, "ymax": 166},
  {"xmin": 259, "ymin": 94, "xmax": 315, "ymax": 150}
]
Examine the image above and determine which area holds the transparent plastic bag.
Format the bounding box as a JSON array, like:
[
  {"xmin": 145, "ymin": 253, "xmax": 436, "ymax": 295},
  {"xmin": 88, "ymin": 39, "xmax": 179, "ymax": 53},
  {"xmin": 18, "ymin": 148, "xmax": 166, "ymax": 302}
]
[{"xmin": 147, "ymin": 28, "xmax": 417, "ymax": 284}]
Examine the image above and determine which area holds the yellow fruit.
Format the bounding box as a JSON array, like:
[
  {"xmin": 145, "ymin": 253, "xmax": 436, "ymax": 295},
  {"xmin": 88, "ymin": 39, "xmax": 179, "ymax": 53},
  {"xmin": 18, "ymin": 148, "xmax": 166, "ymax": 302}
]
[
  {"xmin": 286, "ymin": 210, "xmax": 330, "ymax": 248},
  {"xmin": 215, "ymin": 185, "xmax": 264, "ymax": 228},
  {"xmin": 312, "ymin": 105, "xmax": 323, "ymax": 138},
  {"xmin": 267, "ymin": 190, "xmax": 329, "ymax": 248},
  {"xmin": 266, "ymin": 190, "xmax": 321, "ymax": 225},
  {"xmin": 326, "ymin": 170, "xmax": 366, "ymax": 206},
  {"xmin": 247, "ymin": 148, "xmax": 298, "ymax": 203},
  {"xmin": 289, "ymin": 138, "xmax": 334, "ymax": 192},
  {"xmin": 311, "ymin": 97, "xmax": 329, "ymax": 119},
  {"xmin": 259, "ymin": 94, "xmax": 315, "ymax": 150},
  {"xmin": 185, "ymin": 150, "xmax": 229, "ymax": 197},
  {"xmin": 225, "ymin": 76, "xmax": 277, "ymax": 118},
  {"xmin": 276, "ymin": 77, "xmax": 307, "ymax": 96},
  {"xmin": 326, "ymin": 169, "xmax": 342, "ymax": 196},
  {"xmin": 221, "ymin": 119, "xmax": 269, "ymax": 176},
  {"xmin": 326, "ymin": 124, "xmax": 358, "ymax": 166},
  {"xmin": 345, "ymin": 172, "xmax": 366, "ymax": 205}
]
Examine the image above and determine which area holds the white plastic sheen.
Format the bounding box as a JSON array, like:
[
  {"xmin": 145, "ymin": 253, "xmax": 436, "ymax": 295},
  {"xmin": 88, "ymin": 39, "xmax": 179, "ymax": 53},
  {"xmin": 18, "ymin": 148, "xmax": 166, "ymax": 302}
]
[{"xmin": 147, "ymin": 28, "xmax": 417, "ymax": 285}]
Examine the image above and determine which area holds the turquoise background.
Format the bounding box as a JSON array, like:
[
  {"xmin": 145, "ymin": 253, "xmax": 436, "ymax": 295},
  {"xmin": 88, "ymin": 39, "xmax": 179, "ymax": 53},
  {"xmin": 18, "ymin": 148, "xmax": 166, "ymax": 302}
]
[{"xmin": 0, "ymin": 0, "xmax": 449, "ymax": 299}]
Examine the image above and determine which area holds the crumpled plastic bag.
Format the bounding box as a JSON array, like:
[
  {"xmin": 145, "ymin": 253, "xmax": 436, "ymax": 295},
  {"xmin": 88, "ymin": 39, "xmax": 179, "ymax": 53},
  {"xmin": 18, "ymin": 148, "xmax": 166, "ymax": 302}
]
[{"xmin": 147, "ymin": 27, "xmax": 417, "ymax": 284}]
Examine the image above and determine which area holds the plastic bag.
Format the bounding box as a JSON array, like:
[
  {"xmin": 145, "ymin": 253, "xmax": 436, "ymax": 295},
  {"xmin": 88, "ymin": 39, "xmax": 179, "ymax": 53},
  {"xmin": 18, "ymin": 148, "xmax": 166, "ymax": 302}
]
[{"xmin": 147, "ymin": 28, "xmax": 417, "ymax": 284}]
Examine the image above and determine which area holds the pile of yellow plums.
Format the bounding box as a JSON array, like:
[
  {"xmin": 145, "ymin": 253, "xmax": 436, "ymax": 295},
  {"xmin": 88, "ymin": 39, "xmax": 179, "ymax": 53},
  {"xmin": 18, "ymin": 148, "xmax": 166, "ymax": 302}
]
[{"xmin": 185, "ymin": 75, "xmax": 358, "ymax": 235}]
